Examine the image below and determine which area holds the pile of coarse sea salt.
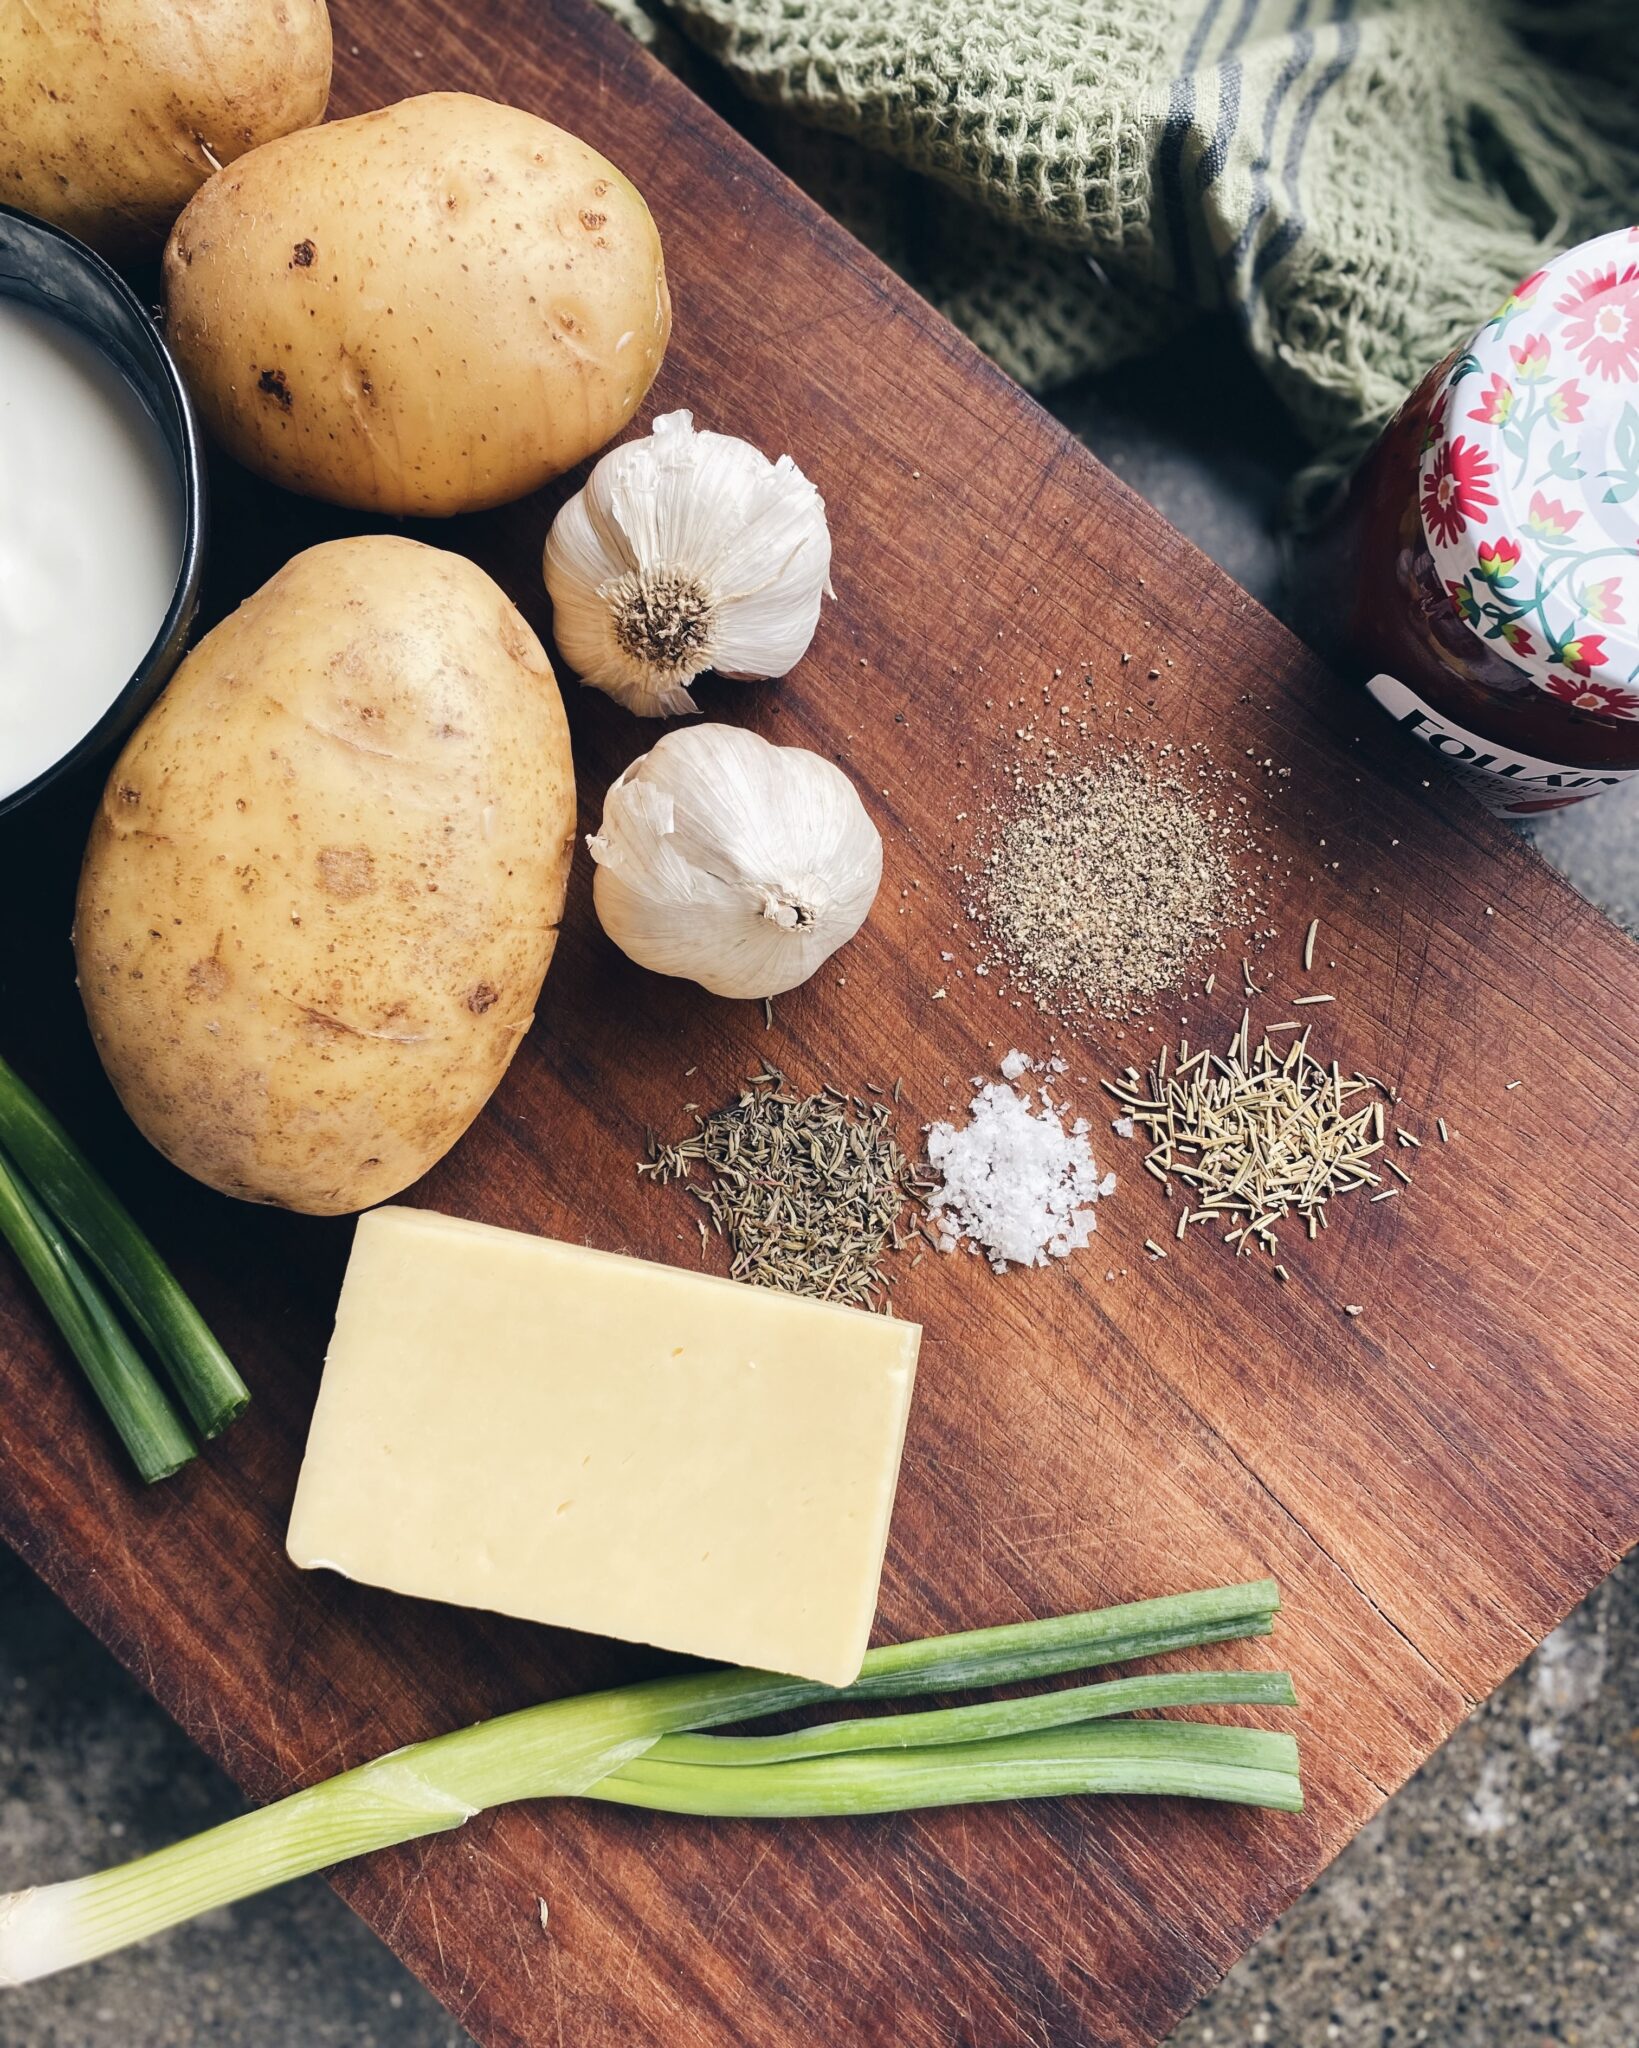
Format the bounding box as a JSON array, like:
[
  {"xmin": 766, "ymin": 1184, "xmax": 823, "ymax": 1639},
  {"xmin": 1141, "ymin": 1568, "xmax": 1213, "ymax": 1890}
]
[{"xmin": 926, "ymin": 1051, "xmax": 1115, "ymax": 1271}]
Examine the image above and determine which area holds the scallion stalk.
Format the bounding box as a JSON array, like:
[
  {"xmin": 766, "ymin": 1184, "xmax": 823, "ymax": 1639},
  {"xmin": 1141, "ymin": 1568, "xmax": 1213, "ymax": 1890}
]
[
  {"xmin": 0, "ymin": 1148, "xmax": 195, "ymax": 1484},
  {"xmin": 597, "ymin": 1722, "xmax": 1305, "ymax": 1818},
  {"xmin": 648, "ymin": 1668, "xmax": 1298, "ymax": 1767},
  {"xmin": 0, "ymin": 1053, "xmax": 247, "ymax": 1436},
  {"xmin": 0, "ymin": 1583, "xmax": 1293, "ymax": 1986},
  {"xmin": 838, "ymin": 1577, "xmax": 1281, "ymax": 1697}
]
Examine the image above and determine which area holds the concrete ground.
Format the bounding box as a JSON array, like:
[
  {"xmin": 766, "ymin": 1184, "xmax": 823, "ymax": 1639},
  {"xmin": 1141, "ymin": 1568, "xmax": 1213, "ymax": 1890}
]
[{"xmin": 3, "ymin": 330, "xmax": 1634, "ymax": 2047}]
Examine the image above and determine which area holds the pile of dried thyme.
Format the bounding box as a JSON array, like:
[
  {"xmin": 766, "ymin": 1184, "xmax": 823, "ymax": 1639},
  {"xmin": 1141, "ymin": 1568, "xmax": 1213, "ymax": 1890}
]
[
  {"xmin": 640, "ymin": 1068, "xmax": 931, "ymax": 1310},
  {"xmin": 1103, "ymin": 1012, "xmax": 1404, "ymax": 1275}
]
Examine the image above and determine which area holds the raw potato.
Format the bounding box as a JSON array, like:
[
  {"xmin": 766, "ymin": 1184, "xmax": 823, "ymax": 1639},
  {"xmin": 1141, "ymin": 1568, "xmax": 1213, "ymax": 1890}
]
[
  {"xmin": 163, "ymin": 92, "xmax": 671, "ymax": 516},
  {"xmin": 0, "ymin": 0, "xmax": 331, "ymax": 261},
  {"xmin": 74, "ymin": 536, "xmax": 577, "ymax": 1217}
]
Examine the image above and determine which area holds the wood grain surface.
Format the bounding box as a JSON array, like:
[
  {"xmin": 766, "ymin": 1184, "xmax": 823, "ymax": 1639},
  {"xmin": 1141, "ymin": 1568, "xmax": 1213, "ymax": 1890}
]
[{"xmin": 3, "ymin": 3, "xmax": 1638, "ymax": 2045}]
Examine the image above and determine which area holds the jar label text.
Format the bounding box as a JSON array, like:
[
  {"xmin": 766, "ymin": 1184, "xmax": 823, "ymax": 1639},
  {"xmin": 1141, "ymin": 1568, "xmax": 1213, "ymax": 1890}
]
[{"xmin": 1367, "ymin": 674, "xmax": 1639, "ymax": 816}]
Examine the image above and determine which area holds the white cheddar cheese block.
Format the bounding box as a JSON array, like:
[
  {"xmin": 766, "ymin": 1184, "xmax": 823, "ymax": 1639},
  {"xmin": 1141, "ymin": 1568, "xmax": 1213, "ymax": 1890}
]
[{"xmin": 286, "ymin": 1206, "xmax": 920, "ymax": 1687}]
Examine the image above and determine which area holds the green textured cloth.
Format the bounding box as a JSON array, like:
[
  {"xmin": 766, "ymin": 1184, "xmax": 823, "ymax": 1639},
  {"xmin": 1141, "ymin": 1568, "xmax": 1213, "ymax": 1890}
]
[{"xmin": 595, "ymin": 0, "xmax": 1639, "ymax": 476}]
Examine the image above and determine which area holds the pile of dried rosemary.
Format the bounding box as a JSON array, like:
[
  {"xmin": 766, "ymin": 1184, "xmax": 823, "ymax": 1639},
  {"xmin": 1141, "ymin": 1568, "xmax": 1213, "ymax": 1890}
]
[
  {"xmin": 1103, "ymin": 1012, "xmax": 1403, "ymax": 1276},
  {"xmin": 640, "ymin": 1068, "xmax": 931, "ymax": 1310}
]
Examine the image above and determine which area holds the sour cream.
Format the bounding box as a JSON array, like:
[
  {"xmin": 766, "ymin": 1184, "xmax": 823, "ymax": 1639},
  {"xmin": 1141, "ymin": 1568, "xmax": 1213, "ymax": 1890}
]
[{"xmin": 0, "ymin": 298, "xmax": 184, "ymax": 802}]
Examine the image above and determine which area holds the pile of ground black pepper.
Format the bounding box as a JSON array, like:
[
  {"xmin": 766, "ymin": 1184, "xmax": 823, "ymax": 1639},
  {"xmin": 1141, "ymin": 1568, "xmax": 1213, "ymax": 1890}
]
[
  {"xmin": 640, "ymin": 1068, "xmax": 931, "ymax": 1311},
  {"xmin": 969, "ymin": 747, "xmax": 1257, "ymax": 1021}
]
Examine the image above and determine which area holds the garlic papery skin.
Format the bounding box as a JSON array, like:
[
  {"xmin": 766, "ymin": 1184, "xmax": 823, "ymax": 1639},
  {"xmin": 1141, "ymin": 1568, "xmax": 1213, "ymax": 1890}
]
[
  {"xmin": 588, "ymin": 724, "xmax": 881, "ymax": 999},
  {"xmin": 543, "ymin": 410, "xmax": 833, "ymax": 718}
]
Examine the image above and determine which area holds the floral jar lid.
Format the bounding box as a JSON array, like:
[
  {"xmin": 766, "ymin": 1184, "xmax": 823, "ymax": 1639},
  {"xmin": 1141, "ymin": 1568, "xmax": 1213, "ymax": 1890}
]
[{"xmin": 1419, "ymin": 225, "xmax": 1639, "ymax": 722}]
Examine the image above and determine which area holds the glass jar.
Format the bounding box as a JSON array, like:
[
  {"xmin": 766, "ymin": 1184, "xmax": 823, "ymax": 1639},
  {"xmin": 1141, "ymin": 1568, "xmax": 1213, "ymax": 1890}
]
[{"xmin": 1314, "ymin": 225, "xmax": 1639, "ymax": 815}]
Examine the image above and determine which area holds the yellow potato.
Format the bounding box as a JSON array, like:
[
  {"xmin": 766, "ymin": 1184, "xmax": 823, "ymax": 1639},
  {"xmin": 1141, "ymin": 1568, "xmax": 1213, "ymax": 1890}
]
[
  {"xmin": 74, "ymin": 536, "xmax": 577, "ymax": 1216},
  {"xmin": 0, "ymin": 0, "xmax": 331, "ymax": 261},
  {"xmin": 163, "ymin": 92, "xmax": 670, "ymax": 516}
]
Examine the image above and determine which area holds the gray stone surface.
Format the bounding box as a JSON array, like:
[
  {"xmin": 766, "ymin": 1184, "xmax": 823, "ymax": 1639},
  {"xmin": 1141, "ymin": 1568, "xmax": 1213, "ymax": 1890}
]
[
  {"xmin": 2, "ymin": 329, "xmax": 1633, "ymax": 2047},
  {"xmin": 1174, "ymin": 1561, "xmax": 1638, "ymax": 2048},
  {"xmin": 1532, "ymin": 777, "xmax": 1639, "ymax": 934}
]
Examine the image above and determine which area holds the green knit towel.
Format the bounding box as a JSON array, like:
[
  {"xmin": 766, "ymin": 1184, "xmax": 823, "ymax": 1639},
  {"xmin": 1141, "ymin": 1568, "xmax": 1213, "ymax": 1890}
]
[{"xmin": 594, "ymin": 0, "xmax": 1639, "ymax": 478}]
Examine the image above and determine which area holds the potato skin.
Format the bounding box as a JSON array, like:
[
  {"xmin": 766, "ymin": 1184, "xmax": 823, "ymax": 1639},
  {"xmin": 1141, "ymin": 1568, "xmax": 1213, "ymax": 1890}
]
[
  {"xmin": 74, "ymin": 536, "xmax": 577, "ymax": 1216},
  {"xmin": 163, "ymin": 92, "xmax": 671, "ymax": 516},
  {"xmin": 0, "ymin": 0, "xmax": 331, "ymax": 261}
]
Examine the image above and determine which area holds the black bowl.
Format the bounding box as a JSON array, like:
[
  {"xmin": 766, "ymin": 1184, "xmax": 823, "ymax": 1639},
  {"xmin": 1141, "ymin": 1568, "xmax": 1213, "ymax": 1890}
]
[{"xmin": 0, "ymin": 204, "xmax": 205, "ymax": 820}]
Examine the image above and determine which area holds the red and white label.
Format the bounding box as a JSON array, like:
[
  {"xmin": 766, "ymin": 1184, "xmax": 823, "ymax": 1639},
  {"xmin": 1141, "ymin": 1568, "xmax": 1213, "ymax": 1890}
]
[{"xmin": 1367, "ymin": 674, "xmax": 1639, "ymax": 816}]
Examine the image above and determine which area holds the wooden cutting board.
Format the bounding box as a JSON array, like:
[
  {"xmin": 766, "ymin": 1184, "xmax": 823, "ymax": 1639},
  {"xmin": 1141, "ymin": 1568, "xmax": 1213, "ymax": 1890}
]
[{"xmin": 3, "ymin": 3, "xmax": 1637, "ymax": 2043}]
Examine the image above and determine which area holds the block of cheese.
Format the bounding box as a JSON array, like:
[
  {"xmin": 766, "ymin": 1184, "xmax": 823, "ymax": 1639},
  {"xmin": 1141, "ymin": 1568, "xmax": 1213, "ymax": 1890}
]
[{"xmin": 286, "ymin": 1206, "xmax": 920, "ymax": 1687}]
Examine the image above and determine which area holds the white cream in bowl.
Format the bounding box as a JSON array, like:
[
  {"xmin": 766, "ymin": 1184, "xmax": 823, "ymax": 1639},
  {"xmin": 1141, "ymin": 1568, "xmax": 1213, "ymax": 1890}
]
[{"xmin": 0, "ymin": 298, "xmax": 184, "ymax": 802}]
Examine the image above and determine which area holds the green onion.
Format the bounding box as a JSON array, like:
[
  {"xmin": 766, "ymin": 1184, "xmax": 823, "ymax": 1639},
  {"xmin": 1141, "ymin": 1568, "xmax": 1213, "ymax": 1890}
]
[
  {"xmin": 649, "ymin": 1668, "xmax": 1298, "ymax": 1766},
  {"xmin": 0, "ymin": 1148, "xmax": 195, "ymax": 1484},
  {"xmin": 0, "ymin": 1582, "xmax": 1294, "ymax": 1986},
  {"xmin": 838, "ymin": 1577, "xmax": 1280, "ymax": 1697},
  {"xmin": 598, "ymin": 1722, "xmax": 1304, "ymax": 1818},
  {"xmin": 0, "ymin": 1053, "xmax": 247, "ymax": 1436}
]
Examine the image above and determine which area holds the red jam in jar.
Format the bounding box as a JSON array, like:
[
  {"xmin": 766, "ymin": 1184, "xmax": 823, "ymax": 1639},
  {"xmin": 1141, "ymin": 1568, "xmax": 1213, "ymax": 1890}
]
[{"xmin": 1316, "ymin": 225, "xmax": 1639, "ymax": 815}]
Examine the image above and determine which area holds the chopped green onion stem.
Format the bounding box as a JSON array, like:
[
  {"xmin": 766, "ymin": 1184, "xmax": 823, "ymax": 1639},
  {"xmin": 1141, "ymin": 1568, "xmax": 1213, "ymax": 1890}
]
[
  {"xmin": 0, "ymin": 1053, "xmax": 247, "ymax": 1436},
  {"xmin": 0, "ymin": 1583, "xmax": 1293, "ymax": 1987},
  {"xmin": 0, "ymin": 1148, "xmax": 194, "ymax": 1484}
]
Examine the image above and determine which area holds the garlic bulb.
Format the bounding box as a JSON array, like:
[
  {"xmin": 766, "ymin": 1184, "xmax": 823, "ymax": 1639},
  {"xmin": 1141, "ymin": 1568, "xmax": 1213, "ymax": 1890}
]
[
  {"xmin": 543, "ymin": 410, "xmax": 833, "ymax": 717},
  {"xmin": 588, "ymin": 724, "xmax": 881, "ymax": 999}
]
